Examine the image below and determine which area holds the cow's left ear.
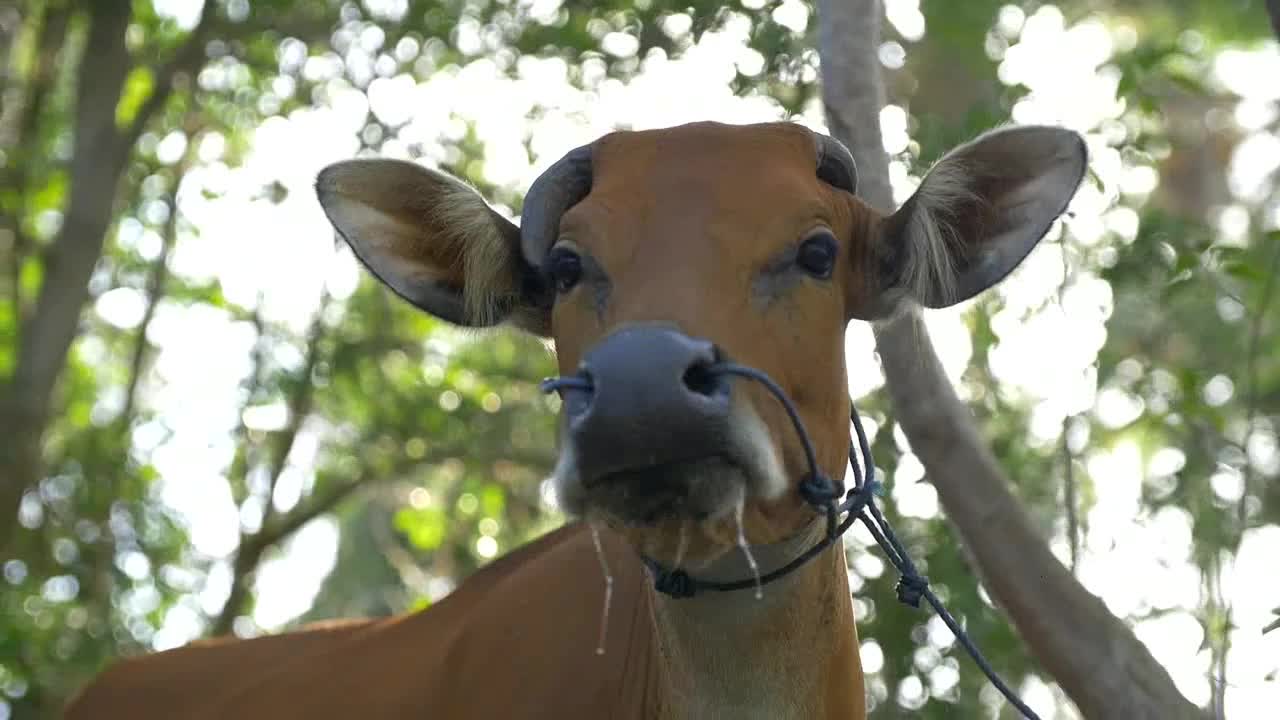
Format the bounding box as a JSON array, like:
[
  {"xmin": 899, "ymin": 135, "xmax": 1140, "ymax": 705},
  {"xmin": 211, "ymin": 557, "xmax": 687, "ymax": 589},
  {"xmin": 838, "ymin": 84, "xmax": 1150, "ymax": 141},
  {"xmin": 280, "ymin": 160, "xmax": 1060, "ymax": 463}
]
[
  {"xmin": 867, "ymin": 125, "xmax": 1087, "ymax": 316},
  {"xmin": 316, "ymin": 158, "xmax": 551, "ymax": 335}
]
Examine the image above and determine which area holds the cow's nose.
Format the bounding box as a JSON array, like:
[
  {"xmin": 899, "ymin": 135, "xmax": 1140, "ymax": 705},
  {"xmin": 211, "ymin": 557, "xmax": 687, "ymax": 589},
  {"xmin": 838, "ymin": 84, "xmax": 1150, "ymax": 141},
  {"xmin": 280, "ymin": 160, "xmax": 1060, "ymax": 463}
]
[{"xmin": 565, "ymin": 325, "xmax": 732, "ymax": 483}]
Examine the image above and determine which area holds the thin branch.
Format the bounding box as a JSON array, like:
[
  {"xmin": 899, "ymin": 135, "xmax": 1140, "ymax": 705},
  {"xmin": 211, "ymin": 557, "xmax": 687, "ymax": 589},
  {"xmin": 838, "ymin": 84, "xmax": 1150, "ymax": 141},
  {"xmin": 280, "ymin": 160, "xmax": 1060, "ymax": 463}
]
[
  {"xmin": 204, "ymin": 424, "xmax": 550, "ymax": 637},
  {"xmin": 0, "ymin": 4, "xmax": 19, "ymax": 97},
  {"xmin": 253, "ymin": 477, "xmax": 366, "ymax": 561},
  {"xmin": 1061, "ymin": 424, "xmax": 1080, "ymax": 573},
  {"xmin": 212, "ymin": 287, "xmax": 424, "ymax": 639},
  {"xmin": 199, "ymin": 301, "xmax": 267, "ymax": 638},
  {"xmin": 6, "ymin": 4, "xmax": 69, "ymax": 155},
  {"xmin": 83, "ymin": 152, "xmax": 192, "ymax": 616},
  {"xmin": 120, "ymin": 150, "xmax": 198, "ymax": 421},
  {"xmin": 1210, "ymin": 554, "xmax": 1229, "ymax": 720},
  {"xmin": 225, "ymin": 304, "xmax": 268, "ymax": 498},
  {"xmin": 248, "ymin": 16, "xmax": 340, "ymax": 47},
  {"xmin": 119, "ymin": 243, "xmax": 172, "ymax": 421},
  {"xmin": 256, "ymin": 294, "xmax": 330, "ymax": 534},
  {"xmin": 208, "ymin": 474, "xmax": 367, "ymax": 637},
  {"xmin": 1236, "ymin": 241, "xmax": 1280, "ymax": 525},
  {"xmin": 118, "ymin": 3, "xmax": 341, "ymax": 154},
  {"xmin": 1263, "ymin": 616, "xmax": 1280, "ymax": 635},
  {"xmin": 1209, "ymin": 236, "xmax": 1280, "ymax": 719},
  {"xmin": 119, "ymin": 0, "xmax": 218, "ymax": 152},
  {"xmin": 1058, "ymin": 237, "xmax": 1081, "ymax": 574},
  {"xmin": 372, "ymin": 513, "xmax": 432, "ymax": 597},
  {"xmin": 0, "ymin": 2, "xmax": 70, "ymax": 320}
]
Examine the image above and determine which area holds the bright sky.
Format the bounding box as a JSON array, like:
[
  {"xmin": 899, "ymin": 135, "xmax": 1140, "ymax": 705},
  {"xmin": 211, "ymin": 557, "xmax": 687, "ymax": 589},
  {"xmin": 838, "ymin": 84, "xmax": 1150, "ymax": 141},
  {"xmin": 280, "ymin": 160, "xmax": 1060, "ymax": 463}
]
[{"xmin": 100, "ymin": 1, "xmax": 1280, "ymax": 717}]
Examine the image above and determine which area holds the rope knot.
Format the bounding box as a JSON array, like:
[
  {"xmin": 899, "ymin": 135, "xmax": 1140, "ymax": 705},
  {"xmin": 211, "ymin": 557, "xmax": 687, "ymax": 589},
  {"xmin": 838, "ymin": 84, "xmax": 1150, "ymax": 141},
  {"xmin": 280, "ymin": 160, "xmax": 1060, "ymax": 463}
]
[
  {"xmin": 652, "ymin": 567, "xmax": 698, "ymax": 599},
  {"xmin": 896, "ymin": 573, "xmax": 929, "ymax": 609},
  {"xmin": 799, "ymin": 473, "xmax": 839, "ymax": 508},
  {"xmin": 537, "ymin": 363, "xmax": 1039, "ymax": 718}
]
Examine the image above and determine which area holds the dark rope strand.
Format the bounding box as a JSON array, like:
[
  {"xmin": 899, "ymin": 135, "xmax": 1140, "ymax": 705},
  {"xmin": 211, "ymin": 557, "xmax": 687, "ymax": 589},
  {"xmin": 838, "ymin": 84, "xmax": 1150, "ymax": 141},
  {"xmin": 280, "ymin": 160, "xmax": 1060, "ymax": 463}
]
[
  {"xmin": 710, "ymin": 364, "xmax": 823, "ymax": 476},
  {"xmin": 855, "ymin": 507, "xmax": 1038, "ymax": 719},
  {"xmin": 539, "ymin": 364, "xmax": 1039, "ymax": 720}
]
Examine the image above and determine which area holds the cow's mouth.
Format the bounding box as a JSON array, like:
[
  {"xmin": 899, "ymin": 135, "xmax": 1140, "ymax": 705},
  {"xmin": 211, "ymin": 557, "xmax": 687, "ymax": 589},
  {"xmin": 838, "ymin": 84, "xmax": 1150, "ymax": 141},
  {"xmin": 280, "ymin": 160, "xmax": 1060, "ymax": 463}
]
[{"xmin": 582, "ymin": 454, "xmax": 749, "ymax": 526}]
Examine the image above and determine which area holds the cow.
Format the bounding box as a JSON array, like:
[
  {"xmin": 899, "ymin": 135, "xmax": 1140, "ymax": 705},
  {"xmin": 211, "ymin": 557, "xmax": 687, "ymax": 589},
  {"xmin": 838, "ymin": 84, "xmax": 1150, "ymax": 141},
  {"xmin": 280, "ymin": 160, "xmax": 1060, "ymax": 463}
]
[{"xmin": 65, "ymin": 119, "xmax": 1085, "ymax": 719}]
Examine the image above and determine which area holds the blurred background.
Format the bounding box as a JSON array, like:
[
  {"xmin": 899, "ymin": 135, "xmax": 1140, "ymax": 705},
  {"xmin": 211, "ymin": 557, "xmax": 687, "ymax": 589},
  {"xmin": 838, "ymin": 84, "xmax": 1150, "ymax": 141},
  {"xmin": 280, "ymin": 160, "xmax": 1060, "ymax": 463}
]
[{"xmin": 1, "ymin": 0, "xmax": 1278, "ymax": 717}]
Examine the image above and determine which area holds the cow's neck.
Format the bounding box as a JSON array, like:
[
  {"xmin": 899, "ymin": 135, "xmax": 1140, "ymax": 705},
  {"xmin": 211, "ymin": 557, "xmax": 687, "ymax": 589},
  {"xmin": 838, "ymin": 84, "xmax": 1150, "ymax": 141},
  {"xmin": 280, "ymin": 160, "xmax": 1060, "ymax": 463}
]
[{"xmin": 643, "ymin": 521, "xmax": 864, "ymax": 720}]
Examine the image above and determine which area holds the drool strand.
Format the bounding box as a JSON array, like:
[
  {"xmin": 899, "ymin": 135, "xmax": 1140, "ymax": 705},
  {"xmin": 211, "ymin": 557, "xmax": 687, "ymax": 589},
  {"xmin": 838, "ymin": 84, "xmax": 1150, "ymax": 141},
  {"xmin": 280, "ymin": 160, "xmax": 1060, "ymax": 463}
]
[
  {"xmin": 733, "ymin": 494, "xmax": 763, "ymax": 600},
  {"xmin": 673, "ymin": 522, "xmax": 689, "ymax": 569},
  {"xmin": 588, "ymin": 524, "xmax": 614, "ymax": 655}
]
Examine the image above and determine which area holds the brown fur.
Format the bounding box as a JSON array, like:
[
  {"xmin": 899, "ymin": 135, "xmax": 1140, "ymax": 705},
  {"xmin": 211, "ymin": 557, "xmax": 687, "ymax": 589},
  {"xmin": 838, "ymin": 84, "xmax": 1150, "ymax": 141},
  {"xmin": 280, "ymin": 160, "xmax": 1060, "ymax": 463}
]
[
  {"xmin": 67, "ymin": 120, "xmax": 1083, "ymax": 719},
  {"xmin": 68, "ymin": 121, "xmax": 887, "ymax": 720},
  {"xmin": 65, "ymin": 525, "xmax": 663, "ymax": 719}
]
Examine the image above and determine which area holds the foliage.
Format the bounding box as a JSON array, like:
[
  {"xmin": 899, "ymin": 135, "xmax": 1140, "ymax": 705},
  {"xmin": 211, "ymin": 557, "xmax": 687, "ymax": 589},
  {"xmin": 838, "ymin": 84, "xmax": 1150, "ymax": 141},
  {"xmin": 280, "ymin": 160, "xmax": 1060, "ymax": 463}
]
[{"xmin": 0, "ymin": 0, "xmax": 1276, "ymax": 718}]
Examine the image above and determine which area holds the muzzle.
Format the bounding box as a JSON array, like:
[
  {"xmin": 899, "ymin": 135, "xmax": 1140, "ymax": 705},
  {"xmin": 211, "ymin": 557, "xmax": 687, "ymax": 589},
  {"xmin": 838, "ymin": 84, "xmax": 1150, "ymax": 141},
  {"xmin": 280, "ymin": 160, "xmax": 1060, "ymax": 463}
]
[
  {"xmin": 555, "ymin": 326, "xmax": 732, "ymax": 492},
  {"xmin": 541, "ymin": 328, "xmax": 1043, "ymax": 720}
]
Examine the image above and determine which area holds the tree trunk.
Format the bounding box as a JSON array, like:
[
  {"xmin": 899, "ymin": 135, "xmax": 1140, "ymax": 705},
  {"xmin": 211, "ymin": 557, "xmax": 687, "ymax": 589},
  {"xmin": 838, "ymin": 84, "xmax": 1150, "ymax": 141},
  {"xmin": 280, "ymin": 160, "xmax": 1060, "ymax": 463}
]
[
  {"xmin": 813, "ymin": 1, "xmax": 1206, "ymax": 718},
  {"xmin": 0, "ymin": 0, "xmax": 133, "ymax": 548}
]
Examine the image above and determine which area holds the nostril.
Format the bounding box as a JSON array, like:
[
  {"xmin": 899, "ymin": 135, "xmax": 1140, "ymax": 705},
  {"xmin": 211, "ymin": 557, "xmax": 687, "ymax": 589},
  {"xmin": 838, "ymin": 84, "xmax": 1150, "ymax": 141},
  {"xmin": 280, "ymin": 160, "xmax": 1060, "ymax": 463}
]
[
  {"xmin": 682, "ymin": 353, "xmax": 725, "ymax": 397},
  {"xmin": 682, "ymin": 363, "xmax": 716, "ymax": 396}
]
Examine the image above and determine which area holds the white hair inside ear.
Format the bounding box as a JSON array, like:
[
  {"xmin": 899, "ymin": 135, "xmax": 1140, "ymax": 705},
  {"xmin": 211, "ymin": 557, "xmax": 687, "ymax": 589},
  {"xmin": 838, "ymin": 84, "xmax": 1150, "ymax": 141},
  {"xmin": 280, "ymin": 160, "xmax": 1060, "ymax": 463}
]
[
  {"xmin": 315, "ymin": 158, "xmax": 543, "ymax": 331},
  {"xmin": 878, "ymin": 125, "xmax": 1088, "ymax": 313}
]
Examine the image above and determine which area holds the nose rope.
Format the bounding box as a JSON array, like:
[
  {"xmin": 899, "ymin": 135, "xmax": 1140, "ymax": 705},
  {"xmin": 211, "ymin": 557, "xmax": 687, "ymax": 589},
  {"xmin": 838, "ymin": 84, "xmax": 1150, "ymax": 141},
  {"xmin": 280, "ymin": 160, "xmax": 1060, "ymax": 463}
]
[{"xmin": 540, "ymin": 364, "xmax": 1041, "ymax": 720}]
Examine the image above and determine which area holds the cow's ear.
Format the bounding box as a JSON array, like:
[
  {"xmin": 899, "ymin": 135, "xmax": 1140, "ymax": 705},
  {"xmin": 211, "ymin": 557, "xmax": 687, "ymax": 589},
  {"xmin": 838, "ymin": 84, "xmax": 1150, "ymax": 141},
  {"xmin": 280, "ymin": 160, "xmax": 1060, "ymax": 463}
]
[
  {"xmin": 316, "ymin": 159, "xmax": 550, "ymax": 335},
  {"xmin": 867, "ymin": 125, "xmax": 1086, "ymax": 316}
]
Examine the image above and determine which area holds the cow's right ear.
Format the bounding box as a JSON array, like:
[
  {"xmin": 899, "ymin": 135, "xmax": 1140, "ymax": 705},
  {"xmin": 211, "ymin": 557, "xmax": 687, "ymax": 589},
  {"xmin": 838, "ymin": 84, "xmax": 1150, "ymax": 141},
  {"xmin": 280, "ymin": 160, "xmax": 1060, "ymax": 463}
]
[
  {"xmin": 861, "ymin": 125, "xmax": 1086, "ymax": 318},
  {"xmin": 315, "ymin": 159, "xmax": 550, "ymax": 335}
]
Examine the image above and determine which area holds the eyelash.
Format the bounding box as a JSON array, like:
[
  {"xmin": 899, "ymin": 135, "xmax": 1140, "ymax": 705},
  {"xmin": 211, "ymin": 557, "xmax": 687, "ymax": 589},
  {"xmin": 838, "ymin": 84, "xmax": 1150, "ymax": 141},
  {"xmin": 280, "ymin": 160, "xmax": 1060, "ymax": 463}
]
[
  {"xmin": 542, "ymin": 231, "xmax": 837, "ymax": 300},
  {"xmin": 544, "ymin": 247, "xmax": 584, "ymax": 294},
  {"xmin": 795, "ymin": 231, "xmax": 838, "ymax": 279}
]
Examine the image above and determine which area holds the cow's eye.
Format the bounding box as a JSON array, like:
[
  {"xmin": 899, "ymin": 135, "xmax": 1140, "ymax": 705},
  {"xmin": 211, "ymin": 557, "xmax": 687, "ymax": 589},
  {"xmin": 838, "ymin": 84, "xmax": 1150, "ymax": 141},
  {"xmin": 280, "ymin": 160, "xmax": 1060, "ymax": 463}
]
[
  {"xmin": 796, "ymin": 231, "xmax": 837, "ymax": 279},
  {"xmin": 545, "ymin": 247, "xmax": 583, "ymax": 293}
]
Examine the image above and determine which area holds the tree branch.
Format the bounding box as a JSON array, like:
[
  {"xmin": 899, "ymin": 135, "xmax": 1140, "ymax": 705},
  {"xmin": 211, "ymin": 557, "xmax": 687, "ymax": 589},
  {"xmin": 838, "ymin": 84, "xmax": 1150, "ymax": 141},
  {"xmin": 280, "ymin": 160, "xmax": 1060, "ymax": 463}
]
[
  {"xmin": 371, "ymin": 510, "xmax": 432, "ymax": 597},
  {"xmin": 1236, "ymin": 241, "xmax": 1280, "ymax": 525},
  {"xmin": 255, "ymin": 296, "xmax": 329, "ymax": 536},
  {"xmin": 223, "ymin": 305, "xmax": 268, "ymax": 500},
  {"xmin": 1062, "ymin": 423, "xmax": 1080, "ymax": 573},
  {"xmin": 0, "ymin": 0, "xmax": 225, "ymax": 548},
  {"xmin": 1263, "ymin": 615, "xmax": 1280, "ymax": 636},
  {"xmin": 259, "ymin": 476, "xmax": 366, "ymax": 555},
  {"xmin": 120, "ymin": 0, "xmax": 218, "ymax": 152},
  {"xmin": 0, "ymin": 0, "xmax": 133, "ymax": 551},
  {"xmin": 203, "ymin": 417, "xmax": 552, "ymax": 638},
  {"xmin": 0, "ymin": 2, "xmax": 70, "ymax": 319},
  {"xmin": 0, "ymin": 4, "xmax": 19, "ymax": 95},
  {"xmin": 210, "ymin": 299, "xmax": 337, "ymax": 637},
  {"xmin": 814, "ymin": 1, "xmax": 1205, "ymax": 718},
  {"xmin": 1211, "ymin": 229, "xmax": 1280, "ymax": 719},
  {"xmin": 120, "ymin": 148, "xmax": 197, "ymax": 421},
  {"xmin": 208, "ymin": 474, "xmax": 367, "ymax": 638}
]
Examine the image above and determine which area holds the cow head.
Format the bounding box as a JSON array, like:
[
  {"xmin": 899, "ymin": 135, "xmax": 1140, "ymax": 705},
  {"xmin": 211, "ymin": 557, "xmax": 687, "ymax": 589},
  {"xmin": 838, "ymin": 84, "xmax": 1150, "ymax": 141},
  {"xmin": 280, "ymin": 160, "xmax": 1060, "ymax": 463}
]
[{"xmin": 316, "ymin": 121, "xmax": 1085, "ymax": 571}]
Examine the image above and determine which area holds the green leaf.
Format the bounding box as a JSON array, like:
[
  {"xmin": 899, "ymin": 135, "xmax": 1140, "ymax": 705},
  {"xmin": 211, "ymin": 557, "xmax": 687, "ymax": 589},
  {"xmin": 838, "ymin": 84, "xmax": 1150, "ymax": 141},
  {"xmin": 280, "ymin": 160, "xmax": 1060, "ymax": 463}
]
[
  {"xmin": 393, "ymin": 506, "xmax": 447, "ymax": 551},
  {"xmin": 19, "ymin": 256, "xmax": 43, "ymax": 302},
  {"xmin": 116, "ymin": 66, "xmax": 155, "ymax": 129}
]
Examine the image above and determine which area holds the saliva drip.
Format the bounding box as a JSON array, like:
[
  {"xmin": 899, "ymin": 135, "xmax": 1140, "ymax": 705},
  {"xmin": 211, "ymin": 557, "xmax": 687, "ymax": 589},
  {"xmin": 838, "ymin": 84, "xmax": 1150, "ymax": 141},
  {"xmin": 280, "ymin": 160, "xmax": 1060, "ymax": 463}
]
[
  {"xmin": 588, "ymin": 524, "xmax": 614, "ymax": 655},
  {"xmin": 733, "ymin": 495, "xmax": 763, "ymax": 600},
  {"xmin": 673, "ymin": 522, "xmax": 689, "ymax": 569}
]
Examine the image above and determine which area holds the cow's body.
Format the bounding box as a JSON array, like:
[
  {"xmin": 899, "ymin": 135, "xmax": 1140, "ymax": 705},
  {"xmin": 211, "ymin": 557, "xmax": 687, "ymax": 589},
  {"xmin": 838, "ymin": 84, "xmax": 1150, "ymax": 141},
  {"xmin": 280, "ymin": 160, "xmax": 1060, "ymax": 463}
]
[
  {"xmin": 67, "ymin": 524, "xmax": 664, "ymax": 719},
  {"xmin": 65, "ymin": 119, "xmax": 1084, "ymax": 719}
]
